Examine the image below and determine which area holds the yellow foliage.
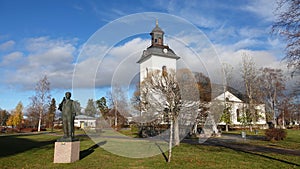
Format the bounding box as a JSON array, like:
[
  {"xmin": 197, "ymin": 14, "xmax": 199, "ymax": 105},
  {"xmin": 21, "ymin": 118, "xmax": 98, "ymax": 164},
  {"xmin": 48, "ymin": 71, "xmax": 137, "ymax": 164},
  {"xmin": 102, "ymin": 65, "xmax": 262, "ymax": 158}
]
[{"xmin": 6, "ymin": 102, "xmax": 23, "ymax": 127}]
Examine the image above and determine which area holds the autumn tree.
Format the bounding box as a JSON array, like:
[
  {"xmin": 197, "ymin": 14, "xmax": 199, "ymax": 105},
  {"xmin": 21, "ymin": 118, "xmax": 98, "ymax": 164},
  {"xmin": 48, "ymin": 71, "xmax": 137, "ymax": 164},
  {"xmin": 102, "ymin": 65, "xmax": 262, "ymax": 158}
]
[
  {"xmin": 29, "ymin": 75, "xmax": 51, "ymax": 132},
  {"xmin": 194, "ymin": 72, "xmax": 212, "ymax": 102},
  {"xmin": 6, "ymin": 102, "xmax": 23, "ymax": 128},
  {"xmin": 258, "ymin": 67, "xmax": 286, "ymax": 128},
  {"xmin": 85, "ymin": 99, "xmax": 97, "ymax": 117},
  {"xmin": 0, "ymin": 109, "xmax": 10, "ymax": 126},
  {"xmin": 273, "ymin": 0, "xmax": 300, "ymax": 75},
  {"xmin": 192, "ymin": 72, "xmax": 211, "ymax": 133}
]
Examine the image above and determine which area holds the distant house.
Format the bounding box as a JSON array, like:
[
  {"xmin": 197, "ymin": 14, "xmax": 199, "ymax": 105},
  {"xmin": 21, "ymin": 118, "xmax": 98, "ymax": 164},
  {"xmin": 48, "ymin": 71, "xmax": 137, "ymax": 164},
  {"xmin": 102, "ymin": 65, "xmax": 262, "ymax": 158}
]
[
  {"xmin": 74, "ymin": 115, "xmax": 96, "ymax": 128},
  {"xmin": 214, "ymin": 91, "xmax": 267, "ymax": 128}
]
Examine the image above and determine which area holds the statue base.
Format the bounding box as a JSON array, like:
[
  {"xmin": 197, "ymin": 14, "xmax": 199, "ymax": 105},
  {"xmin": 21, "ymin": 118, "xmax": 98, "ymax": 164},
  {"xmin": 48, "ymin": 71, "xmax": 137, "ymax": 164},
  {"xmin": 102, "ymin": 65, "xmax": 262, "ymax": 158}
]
[
  {"xmin": 57, "ymin": 136, "xmax": 79, "ymax": 142},
  {"xmin": 53, "ymin": 141, "xmax": 80, "ymax": 163}
]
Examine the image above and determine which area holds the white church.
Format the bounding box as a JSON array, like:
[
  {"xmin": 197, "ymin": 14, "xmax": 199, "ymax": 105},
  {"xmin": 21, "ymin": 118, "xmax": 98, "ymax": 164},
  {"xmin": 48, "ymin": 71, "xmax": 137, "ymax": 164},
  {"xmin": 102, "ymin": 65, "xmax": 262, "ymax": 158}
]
[
  {"xmin": 137, "ymin": 21, "xmax": 267, "ymax": 129},
  {"xmin": 137, "ymin": 20, "xmax": 180, "ymax": 82}
]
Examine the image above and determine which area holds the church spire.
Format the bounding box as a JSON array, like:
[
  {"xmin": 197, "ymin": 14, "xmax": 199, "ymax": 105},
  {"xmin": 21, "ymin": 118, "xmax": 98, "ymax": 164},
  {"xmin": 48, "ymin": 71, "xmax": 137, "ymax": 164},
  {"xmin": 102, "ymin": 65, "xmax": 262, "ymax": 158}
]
[{"xmin": 150, "ymin": 19, "xmax": 164, "ymax": 46}]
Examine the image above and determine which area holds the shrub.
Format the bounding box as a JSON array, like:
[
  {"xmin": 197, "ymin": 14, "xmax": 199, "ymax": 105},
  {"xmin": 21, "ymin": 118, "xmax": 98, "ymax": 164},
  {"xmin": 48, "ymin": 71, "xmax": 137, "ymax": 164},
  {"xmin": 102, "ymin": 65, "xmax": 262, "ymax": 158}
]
[
  {"xmin": 265, "ymin": 128, "xmax": 287, "ymax": 141},
  {"xmin": 54, "ymin": 125, "xmax": 63, "ymax": 129}
]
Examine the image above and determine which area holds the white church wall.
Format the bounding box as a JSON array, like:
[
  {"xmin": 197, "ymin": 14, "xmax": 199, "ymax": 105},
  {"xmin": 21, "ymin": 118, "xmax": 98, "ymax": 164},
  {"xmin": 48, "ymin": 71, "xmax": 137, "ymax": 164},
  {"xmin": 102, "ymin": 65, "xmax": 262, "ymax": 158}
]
[{"xmin": 140, "ymin": 55, "xmax": 177, "ymax": 82}]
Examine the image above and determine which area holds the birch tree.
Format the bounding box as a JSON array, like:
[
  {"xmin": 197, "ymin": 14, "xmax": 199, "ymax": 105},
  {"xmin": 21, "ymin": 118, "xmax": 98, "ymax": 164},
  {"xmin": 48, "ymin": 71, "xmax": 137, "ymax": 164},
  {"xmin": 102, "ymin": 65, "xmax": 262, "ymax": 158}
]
[
  {"xmin": 108, "ymin": 86, "xmax": 129, "ymax": 128},
  {"xmin": 140, "ymin": 68, "xmax": 199, "ymax": 162},
  {"xmin": 30, "ymin": 75, "xmax": 51, "ymax": 132},
  {"xmin": 241, "ymin": 54, "xmax": 260, "ymax": 131}
]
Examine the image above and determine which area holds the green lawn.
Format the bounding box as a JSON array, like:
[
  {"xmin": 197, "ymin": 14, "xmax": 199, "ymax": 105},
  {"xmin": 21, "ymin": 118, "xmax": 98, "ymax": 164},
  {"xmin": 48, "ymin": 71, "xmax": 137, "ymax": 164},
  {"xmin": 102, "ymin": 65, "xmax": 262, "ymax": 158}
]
[
  {"xmin": 0, "ymin": 130, "xmax": 299, "ymax": 169},
  {"xmin": 224, "ymin": 129, "xmax": 300, "ymax": 149}
]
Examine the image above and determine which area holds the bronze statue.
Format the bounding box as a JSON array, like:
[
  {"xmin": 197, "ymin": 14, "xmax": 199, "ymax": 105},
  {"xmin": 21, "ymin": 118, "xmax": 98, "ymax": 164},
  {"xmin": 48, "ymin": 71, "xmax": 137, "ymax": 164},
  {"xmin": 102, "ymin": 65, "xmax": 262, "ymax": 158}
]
[{"xmin": 57, "ymin": 92, "xmax": 77, "ymax": 142}]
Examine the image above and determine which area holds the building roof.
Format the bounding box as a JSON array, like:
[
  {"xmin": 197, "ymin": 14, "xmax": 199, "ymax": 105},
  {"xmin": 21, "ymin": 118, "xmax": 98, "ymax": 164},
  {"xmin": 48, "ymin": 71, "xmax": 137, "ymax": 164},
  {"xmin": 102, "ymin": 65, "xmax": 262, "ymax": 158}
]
[
  {"xmin": 210, "ymin": 83, "xmax": 247, "ymax": 102},
  {"xmin": 151, "ymin": 19, "xmax": 164, "ymax": 33},
  {"xmin": 214, "ymin": 91, "xmax": 243, "ymax": 103},
  {"xmin": 137, "ymin": 20, "xmax": 180, "ymax": 64},
  {"xmin": 75, "ymin": 115, "xmax": 96, "ymax": 120},
  {"xmin": 137, "ymin": 46, "xmax": 180, "ymax": 63}
]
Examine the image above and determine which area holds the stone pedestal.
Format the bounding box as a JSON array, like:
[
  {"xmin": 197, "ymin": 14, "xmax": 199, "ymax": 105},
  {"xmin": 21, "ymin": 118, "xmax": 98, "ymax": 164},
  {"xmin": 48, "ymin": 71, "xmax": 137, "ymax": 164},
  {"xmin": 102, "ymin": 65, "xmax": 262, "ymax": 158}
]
[{"xmin": 54, "ymin": 141, "xmax": 80, "ymax": 163}]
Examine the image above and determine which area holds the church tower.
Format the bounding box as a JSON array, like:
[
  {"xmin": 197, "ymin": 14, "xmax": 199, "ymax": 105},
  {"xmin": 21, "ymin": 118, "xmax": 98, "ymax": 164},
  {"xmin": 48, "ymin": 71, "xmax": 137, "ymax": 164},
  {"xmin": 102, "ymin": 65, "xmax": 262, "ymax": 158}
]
[{"xmin": 137, "ymin": 20, "xmax": 180, "ymax": 83}]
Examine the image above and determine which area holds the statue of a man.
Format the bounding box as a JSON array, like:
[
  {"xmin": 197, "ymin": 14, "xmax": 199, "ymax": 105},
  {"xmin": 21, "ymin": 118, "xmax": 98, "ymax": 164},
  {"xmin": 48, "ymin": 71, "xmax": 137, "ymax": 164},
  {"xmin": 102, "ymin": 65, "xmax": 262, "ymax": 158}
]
[{"xmin": 58, "ymin": 92, "xmax": 76, "ymax": 141}]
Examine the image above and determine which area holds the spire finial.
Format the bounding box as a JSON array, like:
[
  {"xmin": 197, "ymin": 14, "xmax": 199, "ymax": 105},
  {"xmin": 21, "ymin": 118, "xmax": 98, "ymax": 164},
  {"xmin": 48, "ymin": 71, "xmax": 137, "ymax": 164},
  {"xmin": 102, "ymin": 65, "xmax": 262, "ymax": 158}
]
[{"xmin": 156, "ymin": 19, "xmax": 158, "ymax": 26}]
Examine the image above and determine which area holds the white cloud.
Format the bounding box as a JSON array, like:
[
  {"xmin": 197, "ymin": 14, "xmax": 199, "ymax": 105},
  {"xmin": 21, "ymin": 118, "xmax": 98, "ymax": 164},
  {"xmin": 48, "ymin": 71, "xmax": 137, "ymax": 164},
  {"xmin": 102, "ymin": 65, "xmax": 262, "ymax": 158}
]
[
  {"xmin": 73, "ymin": 38, "xmax": 148, "ymax": 88},
  {"xmin": 0, "ymin": 40, "xmax": 15, "ymax": 51},
  {"xmin": 0, "ymin": 51, "xmax": 23, "ymax": 66},
  {"xmin": 2, "ymin": 37, "xmax": 77, "ymax": 89},
  {"xmin": 243, "ymin": 0, "xmax": 276, "ymax": 21}
]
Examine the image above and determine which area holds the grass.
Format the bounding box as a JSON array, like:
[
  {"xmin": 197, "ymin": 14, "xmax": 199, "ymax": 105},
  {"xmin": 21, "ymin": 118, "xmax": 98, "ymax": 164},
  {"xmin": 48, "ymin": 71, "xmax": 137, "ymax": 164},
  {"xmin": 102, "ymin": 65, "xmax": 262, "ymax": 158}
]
[
  {"xmin": 0, "ymin": 130, "xmax": 299, "ymax": 168},
  {"xmin": 223, "ymin": 129, "xmax": 300, "ymax": 149}
]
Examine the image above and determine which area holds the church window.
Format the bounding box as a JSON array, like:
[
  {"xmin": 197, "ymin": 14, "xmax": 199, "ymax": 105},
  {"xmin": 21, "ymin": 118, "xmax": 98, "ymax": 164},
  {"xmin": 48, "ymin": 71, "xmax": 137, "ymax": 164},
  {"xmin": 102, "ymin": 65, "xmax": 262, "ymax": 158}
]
[
  {"xmin": 158, "ymin": 37, "xmax": 162, "ymax": 44},
  {"xmin": 236, "ymin": 109, "xmax": 240, "ymax": 122}
]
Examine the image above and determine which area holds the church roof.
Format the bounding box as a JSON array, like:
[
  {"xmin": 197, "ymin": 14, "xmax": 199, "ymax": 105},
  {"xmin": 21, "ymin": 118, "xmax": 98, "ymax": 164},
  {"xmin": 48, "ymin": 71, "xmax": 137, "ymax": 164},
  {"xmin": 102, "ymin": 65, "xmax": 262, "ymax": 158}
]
[
  {"xmin": 137, "ymin": 45, "xmax": 180, "ymax": 63},
  {"xmin": 151, "ymin": 25, "xmax": 164, "ymax": 33},
  {"xmin": 151, "ymin": 19, "xmax": 164, "ymax": 33}
]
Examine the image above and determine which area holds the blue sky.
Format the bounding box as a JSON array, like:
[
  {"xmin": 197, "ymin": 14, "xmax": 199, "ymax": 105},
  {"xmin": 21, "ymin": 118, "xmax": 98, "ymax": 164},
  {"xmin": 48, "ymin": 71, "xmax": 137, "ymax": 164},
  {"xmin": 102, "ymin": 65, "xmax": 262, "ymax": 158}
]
[{"xmin": 0, "ymin": 0, "xmax": 289, "ymax": 111}]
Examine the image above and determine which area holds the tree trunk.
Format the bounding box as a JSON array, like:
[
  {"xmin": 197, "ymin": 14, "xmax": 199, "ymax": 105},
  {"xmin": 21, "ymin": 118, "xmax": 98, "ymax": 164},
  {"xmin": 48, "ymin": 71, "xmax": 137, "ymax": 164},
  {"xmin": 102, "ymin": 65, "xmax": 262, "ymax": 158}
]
[
  {"xmin": 273, "ymin": 100, "xmax": 277, "ymax": 128},
  {"xmin": 193, "ymin": 122, "xmax": 198, "ymax": 134},
  {"xmin": 51, "ymin": 116, "xmax": 54, "ymax": 132},
  {"xmin": 225, "ymin": 124, "xmax": 229, "ymax": 132},
  {"xmin": 174, "ymin": 116, "xmax": 180, "ymax": 146},
  {"xmin": 168, "ymin": 117, "xmax": 173, "ymax": 163},
  {"xmin": 282, "ymin": 110, "xmax": 285, "ymax": 129},
  {"xmin": 38, "ymin": 110, "xmax": 42, "ymax": 132}
]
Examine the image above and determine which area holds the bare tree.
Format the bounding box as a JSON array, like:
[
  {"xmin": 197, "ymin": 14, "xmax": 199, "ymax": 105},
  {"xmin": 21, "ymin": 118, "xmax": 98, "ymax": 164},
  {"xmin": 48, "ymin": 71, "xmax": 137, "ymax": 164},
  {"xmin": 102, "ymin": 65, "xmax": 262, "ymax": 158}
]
[
  {"xmin": 258, "ymin": 67, "xmax": 286, "ymax": 128},
  {"xmin": 140, "ymin": 68, "xmax": 199, "ymax": 162},
  {"xmin": 222, "ymin": 62, "xmax": 234, "ymax": 131},
  {"xmin": 30, "ymin": 75, "xmax": 51, "ymax": 132},
  {"xmin": 241, "ymin": 54, "xmax": 261, "ymax": 131},
  {"xmin": 108, "ymin": 86, "xmax": 129, "ymax": 128},
  {"xmin": 273, "ymin": 0, "xmax": 300, "ymax": 76}
]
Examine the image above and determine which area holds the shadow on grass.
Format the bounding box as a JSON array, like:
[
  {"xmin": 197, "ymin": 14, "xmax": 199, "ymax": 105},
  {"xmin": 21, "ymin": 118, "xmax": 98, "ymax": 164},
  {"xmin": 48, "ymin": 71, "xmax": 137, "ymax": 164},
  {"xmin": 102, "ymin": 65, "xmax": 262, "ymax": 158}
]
[
  {"xmin": 0, "ymin": 135, "xmax": 55, "ymax": 158},
  {"xmin": 80, "ymin": 141, "xmax": 106, "ymax": 160},
  {"xmin": 202, "ymin": 137, "xmax": 300, "ymax": 167},
  {"xmin": 155, "ymin": 142, "xmax": 168, "ymax": 162}
]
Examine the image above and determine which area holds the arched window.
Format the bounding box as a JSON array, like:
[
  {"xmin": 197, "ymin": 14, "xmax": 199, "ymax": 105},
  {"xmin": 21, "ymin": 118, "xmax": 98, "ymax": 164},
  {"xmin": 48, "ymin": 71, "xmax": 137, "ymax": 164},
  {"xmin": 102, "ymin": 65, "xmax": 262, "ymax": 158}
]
[{"xmin": 158, "ymin": 37, "xmax": 162, "ymax": 44}]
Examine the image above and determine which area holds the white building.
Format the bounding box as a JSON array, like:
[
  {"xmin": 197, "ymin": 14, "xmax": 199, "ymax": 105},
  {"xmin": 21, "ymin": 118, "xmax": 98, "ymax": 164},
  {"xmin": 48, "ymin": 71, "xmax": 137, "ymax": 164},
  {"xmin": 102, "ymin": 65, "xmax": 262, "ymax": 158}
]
[
  {"xmin": 137, "ymin": 20, "xmax": 180, "ymax": 82},
  {"xmin": 74, "ymin": 115, "xmax": 97, "ymax": 128},
  {"xmin": 137, "ymin": 21, "xmax": 267, "ymax": 130},
  {"xmin": 214, "ymin": 91, "xmax": 267, "ymax": 127}
]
